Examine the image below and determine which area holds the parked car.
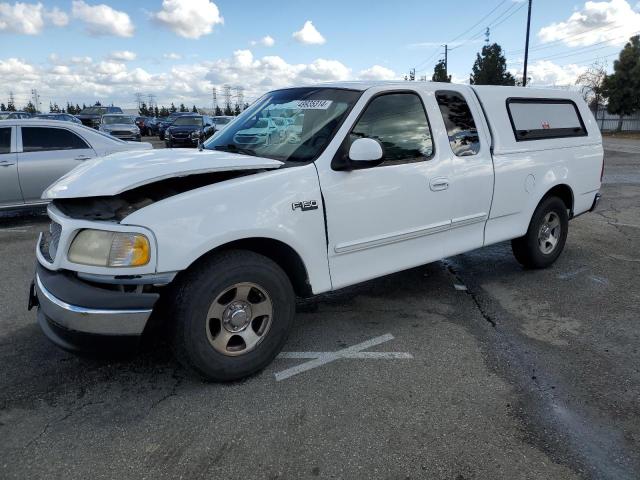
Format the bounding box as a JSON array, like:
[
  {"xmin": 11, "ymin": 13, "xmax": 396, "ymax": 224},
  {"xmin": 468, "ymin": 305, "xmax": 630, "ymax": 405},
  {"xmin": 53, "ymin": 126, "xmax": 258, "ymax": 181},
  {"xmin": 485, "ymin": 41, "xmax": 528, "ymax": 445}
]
[
  {"xmin": 135, "ymin": 116, "xmax": 151, "ymax": 136},
  {"xmin": 211, "ymin": 116, "xmax": 234, "ymax": 133},
  {"xmin": 233, "ymin": 117, "xmax": 285, "ymax": 146},
  {"xmin": 144, "ymin": 117, "xmax": 161, "ymax": 136},
  {"xmin": 34, "ymin": 113, "xmax": 81, "ymax": 124},
  {"xmin": 76, "ymin": 106, "xmax": 123, "ymax": 129},
  {"xmin": 165, "ymin": 115, "xmax": 215, "ymax": 148},
  {"xmin": 0, "ymin": 111, "xmax": 32, "ymax": 120},
  {"xmin": 99, "ymin": 114, "xmax": 141, "ymax": 142},
  {"xmin": 0, "ymin": 119, "xmax": 151, "ymax": 210},
  {"xmin": 158, "ymin": 112, "xmax": 193, "ymax": 140},
  {"xmin": 29, "ymin": 82, "xmax": 603, "ymax": 382}
]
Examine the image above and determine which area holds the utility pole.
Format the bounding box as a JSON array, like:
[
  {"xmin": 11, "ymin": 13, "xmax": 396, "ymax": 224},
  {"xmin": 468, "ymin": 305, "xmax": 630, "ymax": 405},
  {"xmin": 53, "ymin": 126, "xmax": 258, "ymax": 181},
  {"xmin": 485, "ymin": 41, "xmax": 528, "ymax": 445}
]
[
  {"xmin": 31, "ymin": 89, "xmax": 40, "ymax": 113},
  {"xmin": 212, "ymin": 87, "xmax": 217, "ymax": 112},
  {"xmin": 223, "ymin": 85, "xmax": 232, "ymax": 111},
  {"xmin": 443, "ymin": 44, "xmax": 448, "ymax": 79},
  {"xmin": 134, "ymin": 92, "xmax": 143, "ymax": 110},
  {"xmin": 523, "ymin": 0, "xmax": 533, "ymax": 87}
]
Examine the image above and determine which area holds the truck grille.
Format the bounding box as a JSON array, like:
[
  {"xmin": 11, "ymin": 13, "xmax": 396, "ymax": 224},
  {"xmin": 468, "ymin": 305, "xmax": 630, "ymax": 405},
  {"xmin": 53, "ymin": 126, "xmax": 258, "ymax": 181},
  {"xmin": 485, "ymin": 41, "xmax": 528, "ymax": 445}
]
[{"xmin": 39, "ymin": 222, "xmax": 62, "ymax": 262}]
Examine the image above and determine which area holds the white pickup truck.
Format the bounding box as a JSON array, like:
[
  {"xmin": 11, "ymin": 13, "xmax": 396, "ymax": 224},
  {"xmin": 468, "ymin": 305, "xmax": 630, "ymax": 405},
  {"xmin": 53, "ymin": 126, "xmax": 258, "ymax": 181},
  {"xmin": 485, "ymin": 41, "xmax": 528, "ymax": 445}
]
[{"xmin": 30, "ymin": 82, "xmax": 603, "ymax": 381}]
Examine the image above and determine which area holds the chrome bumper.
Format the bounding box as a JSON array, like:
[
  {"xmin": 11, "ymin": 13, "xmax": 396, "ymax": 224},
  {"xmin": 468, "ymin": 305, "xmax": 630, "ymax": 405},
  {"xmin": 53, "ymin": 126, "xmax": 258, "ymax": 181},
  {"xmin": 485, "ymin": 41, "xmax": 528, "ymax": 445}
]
[{"xmin": 35, "ymin": 274, "xmax": 152, "ymax": 336}]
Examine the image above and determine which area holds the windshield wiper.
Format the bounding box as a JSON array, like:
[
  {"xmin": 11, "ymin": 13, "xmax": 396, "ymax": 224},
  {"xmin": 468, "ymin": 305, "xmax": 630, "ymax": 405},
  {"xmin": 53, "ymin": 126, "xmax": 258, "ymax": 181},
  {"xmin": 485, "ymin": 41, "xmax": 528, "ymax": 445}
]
[{"xmin": 212, "ymin": 144, "xmax": 257, "ymax": 157}]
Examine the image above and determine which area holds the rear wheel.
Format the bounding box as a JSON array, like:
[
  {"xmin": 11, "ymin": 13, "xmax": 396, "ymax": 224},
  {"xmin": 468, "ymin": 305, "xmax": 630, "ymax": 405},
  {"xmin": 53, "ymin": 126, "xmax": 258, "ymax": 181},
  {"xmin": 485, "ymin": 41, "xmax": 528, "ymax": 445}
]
[
  {"xmin": 511, "ymin": 196, "xmax": 569, "ymax": 269},
  {"xmin": 170, "ymin": 250, "xmax": 295, "ymax": 381}
]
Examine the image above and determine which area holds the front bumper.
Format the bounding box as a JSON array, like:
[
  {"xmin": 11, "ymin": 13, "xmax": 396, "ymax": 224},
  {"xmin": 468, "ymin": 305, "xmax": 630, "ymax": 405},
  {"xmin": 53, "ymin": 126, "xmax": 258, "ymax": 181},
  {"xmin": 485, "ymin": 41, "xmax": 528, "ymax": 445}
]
[{"xmin": 31, "ymin": 265, "xmax": 159, "ymax": 350}]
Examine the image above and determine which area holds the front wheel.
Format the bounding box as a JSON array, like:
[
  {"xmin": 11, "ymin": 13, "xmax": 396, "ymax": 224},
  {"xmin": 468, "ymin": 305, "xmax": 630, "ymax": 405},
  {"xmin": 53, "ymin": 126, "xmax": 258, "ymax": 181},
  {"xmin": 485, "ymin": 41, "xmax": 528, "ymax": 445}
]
[
  {"xmin": 170, "ymin": 250, "xmax": 295, "ymax": 381},
  {"xmin": 511, "ymin": 196, "xmax": 569, "ymax": 269}
]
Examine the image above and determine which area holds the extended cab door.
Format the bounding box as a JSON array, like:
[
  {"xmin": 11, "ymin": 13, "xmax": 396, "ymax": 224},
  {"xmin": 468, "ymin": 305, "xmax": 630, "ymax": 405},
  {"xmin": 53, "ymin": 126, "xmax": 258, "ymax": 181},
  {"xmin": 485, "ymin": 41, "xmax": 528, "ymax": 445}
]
[
  {"xmin": 17, "ymin": 126, "xmax": 97, "ymax": 203},
  {"xmin": 433, "ymin": 87, "xmax": 494, "ymax": 254},
  {"xmin": 0, "ymin": 126, "xmax": 23, "ymax": 207},
  {"xmin": 316, "ymin": 89, "xmax": 452, "ymax": 289}
]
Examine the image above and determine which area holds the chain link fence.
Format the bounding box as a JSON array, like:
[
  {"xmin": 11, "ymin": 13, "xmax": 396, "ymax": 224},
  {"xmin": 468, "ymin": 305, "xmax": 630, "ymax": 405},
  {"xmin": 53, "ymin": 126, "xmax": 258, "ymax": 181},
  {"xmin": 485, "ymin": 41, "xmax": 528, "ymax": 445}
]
[{"xmin": 592, "ymin": 106, "xmax": 640, "ymax": 132}]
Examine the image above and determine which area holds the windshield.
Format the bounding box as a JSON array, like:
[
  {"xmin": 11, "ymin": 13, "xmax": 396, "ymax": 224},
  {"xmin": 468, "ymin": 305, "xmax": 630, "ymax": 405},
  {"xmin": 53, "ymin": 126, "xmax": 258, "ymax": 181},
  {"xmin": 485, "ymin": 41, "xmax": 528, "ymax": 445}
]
[
  {"xmin": 81, "ymin": 107, "xmax": 107, "ymax": 115},
  {"xmin": 102, "ymin": 115, "xmax": 134, "ymax": 125},
  {"xmin": 173, "ymin": 117, "xmax": 203, "ymax": 126},
  {"xmin": 215, "ymin": 117, "xmax": 231, "ymax": 125},
  {"xmin": 0, "ymin": 113, "xmax": 11, "ymax": 120},
  {"xmin": 204, "ymin": 87, "xmax": 361, "ymax": 162}
]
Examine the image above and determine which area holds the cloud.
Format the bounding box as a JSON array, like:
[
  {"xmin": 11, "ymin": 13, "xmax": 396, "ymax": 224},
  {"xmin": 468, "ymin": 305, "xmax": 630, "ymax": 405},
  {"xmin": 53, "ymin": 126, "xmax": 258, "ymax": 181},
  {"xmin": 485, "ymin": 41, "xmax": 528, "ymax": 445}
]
[
  {"xmin": 44, "ymin": 6, "xmax": 68, "ymax": 26},
  {"xmin": 0, "ymin": 50, "xmax": 395, "ymax": 109},
  {"xmin": 71, "ymin": 0, "xmax": 134, "ymax": 37},
  {"xmin": 109, "ymin": 50, "xmax": 136, "ymax": 61},
  {"xmin": 293, "ymin": 20, "xmax": 326, "ymax": 45},
  {"xmin": 511, "ymin": 60, "xmax": 587, "ymax": 86},
  {"xmin": 538, "ymin": 0, "xmax": 640, "ymax": 46},
  {"xmin": 154, "ymin": 0, "xmax": 223, "ymax": 39},
  {"xmin": 250, "ymin": 35, "xmax": 275, "ymax": 47},
  {"xmin": 358, "ymin": 65, "xmax": 397, "ymax": 80},
  {"xmin": 0, "ymin": 1, "xmax": 68, "ymax": 34},
  {"xmin": 163, "ymin": 52, "xmax": 182, "ymax": 60}
]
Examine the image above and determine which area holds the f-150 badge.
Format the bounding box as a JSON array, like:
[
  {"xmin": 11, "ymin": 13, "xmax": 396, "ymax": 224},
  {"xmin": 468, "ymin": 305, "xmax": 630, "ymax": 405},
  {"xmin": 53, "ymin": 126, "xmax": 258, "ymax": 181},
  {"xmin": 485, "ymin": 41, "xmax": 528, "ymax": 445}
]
[{"xmin": 292, "ymin": 200, "xmax": 318, "ymax": 211}]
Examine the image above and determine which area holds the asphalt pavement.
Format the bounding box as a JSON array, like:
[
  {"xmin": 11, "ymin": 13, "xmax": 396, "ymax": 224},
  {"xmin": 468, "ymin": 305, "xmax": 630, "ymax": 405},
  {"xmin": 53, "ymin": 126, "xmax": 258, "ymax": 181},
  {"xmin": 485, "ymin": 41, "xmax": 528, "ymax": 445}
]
[{"xmin": 0, "ymin": 137, "xmax": 638, "ymax": 479}]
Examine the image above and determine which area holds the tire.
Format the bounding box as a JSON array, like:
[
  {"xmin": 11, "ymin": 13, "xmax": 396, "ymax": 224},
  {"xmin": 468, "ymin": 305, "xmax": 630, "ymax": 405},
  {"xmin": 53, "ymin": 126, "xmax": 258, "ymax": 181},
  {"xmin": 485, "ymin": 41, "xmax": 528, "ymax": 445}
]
[
  {"xmin": 511, "ymin": 196, "xmax": 569, "ymax": 269},
  {"xmin": 170, "ymin": 250, "xmax": 295, "ymax": 381}
]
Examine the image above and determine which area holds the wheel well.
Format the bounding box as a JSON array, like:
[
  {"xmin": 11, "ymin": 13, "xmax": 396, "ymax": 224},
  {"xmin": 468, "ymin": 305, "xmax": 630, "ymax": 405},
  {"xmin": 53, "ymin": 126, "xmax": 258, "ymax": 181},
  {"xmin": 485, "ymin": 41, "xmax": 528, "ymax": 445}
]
[
  {"xmin": 543, "ymin": 184, "xmax": 574, "ymax": 215},
  {"xmin": 196, "ymin": 238, "xmax": 312, "ymax": 298}
]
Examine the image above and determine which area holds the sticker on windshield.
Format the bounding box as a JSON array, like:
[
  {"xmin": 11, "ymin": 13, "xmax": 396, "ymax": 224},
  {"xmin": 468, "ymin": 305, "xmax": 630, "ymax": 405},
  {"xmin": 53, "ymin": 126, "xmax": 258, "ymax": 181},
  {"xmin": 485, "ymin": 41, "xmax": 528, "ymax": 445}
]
[{"xmin": 296, "ymin": 100, "xmax": 333, "ymax": 110}]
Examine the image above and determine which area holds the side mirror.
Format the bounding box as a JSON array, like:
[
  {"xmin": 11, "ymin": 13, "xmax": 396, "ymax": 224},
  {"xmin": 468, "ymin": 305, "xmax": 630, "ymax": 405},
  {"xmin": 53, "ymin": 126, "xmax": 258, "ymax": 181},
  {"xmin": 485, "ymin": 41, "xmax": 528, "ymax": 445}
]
[{"xmin": 348, "ymin": 138, "xmax": 383, "ymax": 166}]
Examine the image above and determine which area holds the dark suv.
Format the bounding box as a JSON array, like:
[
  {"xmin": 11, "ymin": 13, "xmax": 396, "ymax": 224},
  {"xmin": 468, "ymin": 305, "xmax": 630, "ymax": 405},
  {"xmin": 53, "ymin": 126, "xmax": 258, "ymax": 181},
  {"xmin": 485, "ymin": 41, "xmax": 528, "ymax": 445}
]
[
  {"xmin": 76, "ymin": 106, "xmax": 123, "ymax": 129},
  {"xmin": 158, "ymin": 112, "xmax": 193, "ymax": 140},
  {"xmin": 165, "ymin": 115, "xmax": 215, "ymax": 148}
]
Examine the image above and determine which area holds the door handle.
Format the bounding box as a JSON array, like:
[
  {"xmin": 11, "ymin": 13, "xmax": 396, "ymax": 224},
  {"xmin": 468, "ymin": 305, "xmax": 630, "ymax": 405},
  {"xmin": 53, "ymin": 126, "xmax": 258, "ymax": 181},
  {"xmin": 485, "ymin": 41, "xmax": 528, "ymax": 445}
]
[
  {"xmin": 429, "ymin": 177, "xmax": 450, "ymax": 191},
  {"xmin": 0, "ymin": 161, "xmax": 15, "ymax": 167},
  {"xmin": 74, "ymin": 155, "xmax": 92, "ymax": 161}
]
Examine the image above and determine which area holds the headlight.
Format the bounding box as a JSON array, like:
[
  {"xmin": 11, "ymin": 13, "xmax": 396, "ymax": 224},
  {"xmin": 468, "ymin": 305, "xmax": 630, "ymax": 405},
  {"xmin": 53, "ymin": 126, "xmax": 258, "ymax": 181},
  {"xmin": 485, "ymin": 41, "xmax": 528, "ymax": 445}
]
[
  {"xmin": 166, "ymin": 130, "xmax": 171, "ymax": 138},
  {"xmin": 190, "ymin": 131, "xmax": 201, "ymax": 139},
  {"xmin": 68, "ymin": 230, "xmax": 150, "ymax": 267}
]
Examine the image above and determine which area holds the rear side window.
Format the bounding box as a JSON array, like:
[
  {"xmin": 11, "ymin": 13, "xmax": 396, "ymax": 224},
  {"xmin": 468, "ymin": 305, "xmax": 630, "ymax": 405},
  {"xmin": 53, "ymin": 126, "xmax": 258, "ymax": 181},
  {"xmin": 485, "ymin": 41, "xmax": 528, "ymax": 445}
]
[
  {"xmin": 436, "ymin": 91, "xmax": 480, "ymax": 156},
  {"xmin": 0, "ymin": 127, "xmax": 10, "ymax": 154},
  {"xmin": 22, "ymin": 127, "xmax": 90, "ymax": 152},
  {"xmin": 349, "ymin": 92, "xmax": 434, "ymax": 166},
  {"xmin": 507, "ymin": 98, "xmax": 587, "ymax": 141}
]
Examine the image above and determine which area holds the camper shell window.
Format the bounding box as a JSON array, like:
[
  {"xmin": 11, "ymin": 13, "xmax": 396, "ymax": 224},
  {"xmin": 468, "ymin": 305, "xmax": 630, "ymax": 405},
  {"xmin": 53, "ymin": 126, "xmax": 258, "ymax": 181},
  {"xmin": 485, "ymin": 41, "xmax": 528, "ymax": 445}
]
[{"xmin": 506, "ymin": 98, "xmax": 587, "ymax": 142}]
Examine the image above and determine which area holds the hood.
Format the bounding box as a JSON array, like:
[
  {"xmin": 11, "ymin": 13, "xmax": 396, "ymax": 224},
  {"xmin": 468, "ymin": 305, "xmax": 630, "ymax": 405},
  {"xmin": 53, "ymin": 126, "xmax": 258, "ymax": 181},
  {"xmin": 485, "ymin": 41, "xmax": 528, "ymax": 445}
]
[{"xmin": 43, "ymin": 148, "xmax": 283, "ymax": 200}]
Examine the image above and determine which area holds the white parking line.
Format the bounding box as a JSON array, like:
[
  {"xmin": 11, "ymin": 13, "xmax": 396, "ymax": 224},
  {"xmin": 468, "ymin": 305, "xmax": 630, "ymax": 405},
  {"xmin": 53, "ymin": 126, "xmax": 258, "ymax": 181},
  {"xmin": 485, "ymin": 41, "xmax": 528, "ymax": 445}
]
[{"xmin": 275, "ymin": 333, "xmax": 413, "ymax": 381}]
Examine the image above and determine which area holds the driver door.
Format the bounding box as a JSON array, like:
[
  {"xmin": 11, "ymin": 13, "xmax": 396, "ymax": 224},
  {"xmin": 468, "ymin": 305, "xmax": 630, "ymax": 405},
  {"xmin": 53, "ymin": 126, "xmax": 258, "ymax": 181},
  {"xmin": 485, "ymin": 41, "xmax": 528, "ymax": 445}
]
[{"xmin": 316, "ymin": 89, "xmax": 453, "ymax": 289}]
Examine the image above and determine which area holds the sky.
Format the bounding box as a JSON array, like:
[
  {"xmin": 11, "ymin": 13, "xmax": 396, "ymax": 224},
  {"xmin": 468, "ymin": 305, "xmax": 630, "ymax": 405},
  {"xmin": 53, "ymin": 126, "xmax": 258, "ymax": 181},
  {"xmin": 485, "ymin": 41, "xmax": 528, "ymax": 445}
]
[{"xmin": 2, "ymin": 0, "xmax": 640, "ymax": 109}]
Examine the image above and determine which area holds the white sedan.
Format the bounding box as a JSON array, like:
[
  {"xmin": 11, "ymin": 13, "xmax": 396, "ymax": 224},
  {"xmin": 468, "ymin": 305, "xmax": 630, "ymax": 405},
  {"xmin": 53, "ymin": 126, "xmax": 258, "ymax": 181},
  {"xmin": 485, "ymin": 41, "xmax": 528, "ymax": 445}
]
[{"xmin": 0, "ymin": 119, "xmax": 152, "ymax": 210}]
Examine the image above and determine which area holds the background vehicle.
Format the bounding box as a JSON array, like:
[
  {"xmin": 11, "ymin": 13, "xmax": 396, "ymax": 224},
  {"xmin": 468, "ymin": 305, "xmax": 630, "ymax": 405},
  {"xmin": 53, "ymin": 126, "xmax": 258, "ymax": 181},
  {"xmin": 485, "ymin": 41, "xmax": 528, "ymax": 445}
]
[
  {"xmin": 0, "ymin": 119, "xmax": 151, "ymax": 210},
  {"xmin": 211, "ymin": 116, "xmax": 234, "ymax": 133},
  {"xmin": 165, "ymin": 115, "xmax": 215, "ymax": 147},
  {"xmin": 158, "ymin": 112, "xmax": 193, "ymax": 140},
  {"xmin": 99, "ymin": 114, "xmax": 141, "ymax": 141},
  {"xmin": 135, "ymin": 116, "xmax": 151, "ymax": 136},
  {"xmin": 144, "ymin": 117, "xmax": 161, "ymax": 136},
  {"xmin": 0, "ymin": 111, "xmax": 32, "ymax": 120},
  {"xmin": 31, "ymin": 82, "xmax": 603, "ymax": 382},
  {"xmin": 76, "ymin": 106, "xmax": 123, "ymax": 129},
  {"xmin": 34, "ymin": 113, "xmax": 81, "ymax": 124},
  {"xmin": 233, "ymin": 117, "xmax": 285, "ymax": 146}
]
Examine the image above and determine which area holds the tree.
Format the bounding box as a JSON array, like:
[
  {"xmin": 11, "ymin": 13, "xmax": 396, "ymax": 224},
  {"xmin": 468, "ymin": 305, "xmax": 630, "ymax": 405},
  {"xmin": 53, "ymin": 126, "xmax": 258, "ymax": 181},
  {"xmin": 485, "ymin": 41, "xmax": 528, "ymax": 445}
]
[
  {"xmin": 233, "ymin": 103, "xmax": 241, "ymax": 116},
  {"xmin": 170, "ymin": 103, "xmax": 177, "ymax": 113},
  {"xmin": 0, "ymin": 103, "xmax": 5, "ymax": 111},
  {"xmin": 223, "ymin": 104, "xmax": 233, "ymax": 116},
  {"xmin": 432, "ymin": 59, "xmax": 451, "ymax": 83},
  {"xmin": 7, "ymin": 99, "xmax": 16, "ymax": 111},
  {"xmin": 139, "ymin": 102, "xmax": 149, "ymax": 116},
  {"xmin": 24, "ymin": 101, "xmax": 37, "ymax": 114},
  {"xmin": 576, "ymin": 61, "xmax": 607, "ymax": 111},
  {"xmin": 602, "ymin": 35, "xmax": 640, "ymax": 131},
  {"xmin": 154, "ymin": 106, "xmax": 159, "ymax": 117},
  {"xmin": 159, "ymin": 106, "xmax": 170, "ymax": 117},
  {"xmin": 192, "ymin": 105, "xmax": 198, "ymax": 113},
  {"xmin": 179, "ymin": 103, "xmax": 187, "ymax": 112},
  {"xmin": 470, "ymin": 43, "xmax": 515, "ymax": 86},
  {"xmin": 214, "ymin": 105, "xmax": 223, "ymax": 116}
]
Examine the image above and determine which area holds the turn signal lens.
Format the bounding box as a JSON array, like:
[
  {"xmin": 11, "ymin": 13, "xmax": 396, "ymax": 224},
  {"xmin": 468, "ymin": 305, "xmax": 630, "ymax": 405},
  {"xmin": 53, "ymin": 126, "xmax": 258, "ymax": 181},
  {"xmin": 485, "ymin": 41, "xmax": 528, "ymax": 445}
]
[{"xmin": 108, "ymin": 233, "xmax": 150, "ymax": 267}]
